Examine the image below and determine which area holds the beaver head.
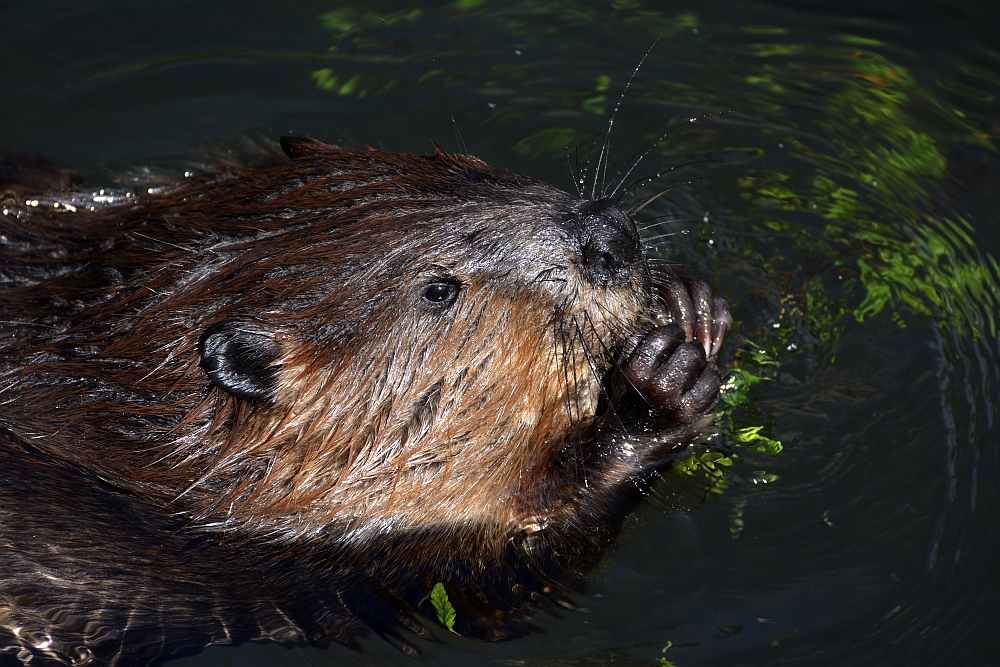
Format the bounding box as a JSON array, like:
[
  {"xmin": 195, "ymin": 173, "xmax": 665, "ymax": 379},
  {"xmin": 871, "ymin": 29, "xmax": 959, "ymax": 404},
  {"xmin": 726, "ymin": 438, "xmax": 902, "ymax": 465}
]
[{"xmin": 1, "ymin": 137, "xmax": 669, "ymax": 548}]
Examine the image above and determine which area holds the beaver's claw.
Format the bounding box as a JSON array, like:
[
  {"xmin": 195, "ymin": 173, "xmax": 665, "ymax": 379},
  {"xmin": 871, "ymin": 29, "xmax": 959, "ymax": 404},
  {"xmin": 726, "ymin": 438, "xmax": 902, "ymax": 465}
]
[{"xmin": 651, "ymin": 265, "xmax": 731, "ymax": 360}]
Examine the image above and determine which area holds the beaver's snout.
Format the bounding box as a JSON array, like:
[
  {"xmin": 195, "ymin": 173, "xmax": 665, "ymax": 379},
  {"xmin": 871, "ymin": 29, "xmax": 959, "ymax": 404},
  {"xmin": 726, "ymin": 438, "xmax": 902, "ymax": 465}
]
[{"xmin": 570, "ymin": 198, "xmax": 642, "ymax": 287}]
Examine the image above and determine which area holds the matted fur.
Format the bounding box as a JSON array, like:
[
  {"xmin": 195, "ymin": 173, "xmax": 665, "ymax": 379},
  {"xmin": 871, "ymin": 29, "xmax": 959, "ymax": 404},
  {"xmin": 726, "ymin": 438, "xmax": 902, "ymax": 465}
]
[
  {"xmin": 1, "ymin": 140, "xmax": 650, "ymax": 545},
  {"xmin": 0, "ymin": 138, "xmax": 726, "ymax": 664}
]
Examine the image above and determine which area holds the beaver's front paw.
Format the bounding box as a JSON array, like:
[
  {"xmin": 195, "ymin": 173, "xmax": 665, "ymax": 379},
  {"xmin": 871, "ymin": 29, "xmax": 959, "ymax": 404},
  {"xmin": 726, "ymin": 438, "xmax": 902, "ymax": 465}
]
[{"xmin": 622, "ymin": 324, "xmax": 721, "ymax": 423}]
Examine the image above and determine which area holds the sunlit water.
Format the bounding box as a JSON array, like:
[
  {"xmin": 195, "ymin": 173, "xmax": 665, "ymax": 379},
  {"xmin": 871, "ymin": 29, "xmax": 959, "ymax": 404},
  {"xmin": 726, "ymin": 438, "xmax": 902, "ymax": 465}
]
[{"xmin": 2, "ymin": 1, "xmax": 997, "ymax": 665}]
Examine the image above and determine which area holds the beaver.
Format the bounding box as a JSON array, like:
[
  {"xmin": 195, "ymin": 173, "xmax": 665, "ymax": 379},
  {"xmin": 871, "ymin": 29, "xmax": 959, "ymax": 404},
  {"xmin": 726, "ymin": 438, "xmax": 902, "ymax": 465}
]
[{"xmin": 0, "ymin": 137, "xmax": 730, "ymax": 665}]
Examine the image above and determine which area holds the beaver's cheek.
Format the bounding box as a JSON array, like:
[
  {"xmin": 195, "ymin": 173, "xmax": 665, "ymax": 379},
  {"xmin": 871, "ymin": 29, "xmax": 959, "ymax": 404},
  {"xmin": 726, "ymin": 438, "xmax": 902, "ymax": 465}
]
[{"xmin": 622, "ymin": 323, "xmax": 721, "ymax": 423}]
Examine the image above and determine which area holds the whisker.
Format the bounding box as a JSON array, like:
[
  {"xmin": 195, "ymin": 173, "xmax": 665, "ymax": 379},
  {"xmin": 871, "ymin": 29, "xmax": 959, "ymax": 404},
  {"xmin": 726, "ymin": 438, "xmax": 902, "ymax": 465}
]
[
  {"xmin": 571, "ymin": 316, "xmax": 628, "ymax": 435},
  {"xmin": 637, "ymin": 216, "xmax": 700, "ymax": 232},
  {"xmin": 607, "ymin": 122, "xmax": 691, "ymax": 202},
  {"xmin": 568, "ymin": 150, "xmax": 583, "ymax": 199},
  {"xmin": 380, "ymin": 83, "xmax": 440, "ymax": 152},
  {"xmin": 619, "ymin": 159, "xmax": 720, "ymax": 210},
  {"xmin": 558, "ymin": 308, "xmax": 588, "ymax": 461},
  {"xmin": 573, "ymin": 145, "xmax": 585, "ymax": 198},
  {"xmin": 608, "ymin": 109, "xmax": 735, "ymax": 201},
  {"xmin": 640, "ymin": 232, "xmax": 684, "ymax": 245},
  {"xmin": 556, "ymin": 318, "xmax": 580, "ymax": 485},
  {"xmin": 586, "ymin": 303, "xmax": 653, "ymax": 410},
  {"xmin": 579, "ymin": 307, "xmax": 621, "ymax": 361},
  {"xmin": 587, "ymin": 297, "xmax": 632, "ymax": 336},
  {"xmin": 630, "ymin": 173, "xmax": 721, "ymax": 216},
  {"xmin": 629, "ymin": 183, "xmax": 688, "ymax": 215},
  {"xmin": 434, "ymin": 65, "xmax": 468, "ymax": 155},
  {"xmin": 593, "ymin": 38, "xmax": 659, "ymax": 201},
  {"xmin": 566, "ymin": 317, "xmax": 588, "ymax": 487}
]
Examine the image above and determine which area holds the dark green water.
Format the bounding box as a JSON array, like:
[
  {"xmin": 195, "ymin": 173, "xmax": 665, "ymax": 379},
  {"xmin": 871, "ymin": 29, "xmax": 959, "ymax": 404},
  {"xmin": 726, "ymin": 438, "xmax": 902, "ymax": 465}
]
[{"xmin": 2, "ymin": 1, "xmax": 998, "ymax": 665}]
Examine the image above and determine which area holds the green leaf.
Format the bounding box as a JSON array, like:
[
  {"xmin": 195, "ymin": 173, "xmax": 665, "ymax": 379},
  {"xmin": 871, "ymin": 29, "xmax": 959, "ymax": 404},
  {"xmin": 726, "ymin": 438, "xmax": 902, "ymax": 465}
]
[
  {"xmin": 732, "ymin": 426, "xmax": 783, "ymax": 455},
  {"xmin": 657, "ymin": 640, "xmax": 679, "ymax": 666},
  {"xmin": 311, "ymin": 68, "xmax": 338, "ymax": 92},
  {"xmin": 430, "ymin": 582, "xmax": 458, "ymax": 634}
]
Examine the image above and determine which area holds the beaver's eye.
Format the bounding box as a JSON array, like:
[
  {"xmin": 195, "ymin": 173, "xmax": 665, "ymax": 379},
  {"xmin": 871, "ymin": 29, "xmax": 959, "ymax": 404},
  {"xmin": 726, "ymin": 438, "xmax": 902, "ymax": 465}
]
[{"xmin": 422, "ymin": 281, "xmax": 459, "ymax": 307}]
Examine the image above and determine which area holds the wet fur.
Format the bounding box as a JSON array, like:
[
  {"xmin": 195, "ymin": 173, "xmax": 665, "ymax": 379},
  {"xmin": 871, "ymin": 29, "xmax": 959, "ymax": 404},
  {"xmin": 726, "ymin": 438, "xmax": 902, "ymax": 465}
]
[{"xmin": 0, "ymin": 138, "xmax": 725, "ymax": 665}]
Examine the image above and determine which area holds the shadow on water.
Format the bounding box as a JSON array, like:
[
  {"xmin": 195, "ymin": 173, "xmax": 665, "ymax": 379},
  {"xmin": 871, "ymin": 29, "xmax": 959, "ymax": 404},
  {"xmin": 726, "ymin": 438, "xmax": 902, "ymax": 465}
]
[{"xmin": 1, "ymin": 0, "xmax": 997, "ymax": 665}]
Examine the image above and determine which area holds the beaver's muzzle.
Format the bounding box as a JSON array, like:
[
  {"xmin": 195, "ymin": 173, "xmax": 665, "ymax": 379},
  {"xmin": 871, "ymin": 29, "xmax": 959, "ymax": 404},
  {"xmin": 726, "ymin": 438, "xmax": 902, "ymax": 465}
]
[{"xmin": 566, "ymin": 198, "xmax": 643, "ymax": 288}]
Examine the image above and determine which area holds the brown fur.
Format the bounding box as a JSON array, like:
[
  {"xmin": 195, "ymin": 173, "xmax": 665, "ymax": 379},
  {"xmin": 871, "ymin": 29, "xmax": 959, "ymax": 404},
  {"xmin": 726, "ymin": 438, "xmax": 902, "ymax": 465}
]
[{"xmin": 0, "ymin": 137, "xmax": 726, "ymax": 664}]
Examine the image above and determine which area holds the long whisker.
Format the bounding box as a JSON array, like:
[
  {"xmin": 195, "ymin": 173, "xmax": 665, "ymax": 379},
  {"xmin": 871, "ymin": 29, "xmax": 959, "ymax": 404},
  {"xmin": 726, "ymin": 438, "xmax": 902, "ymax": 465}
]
[
  {"xmin": 567, "ymin": 316, "xmax": 588, "ymax": 487},
  {"xmin": 556, "ymin": 316, "xmax": 580, "ymax": 485},
  {"xmin": 434, "ymin": 66, "xmax": 468, "ymax": 155},
  {"xmin": 629, "ymin": 183, "xmax": 688, "ymax": 215},
  {"xmin": 585, "ymin": 305, "xmax": 642, "ymax": 391},
  {"xmin": 592, "ymin": 38, "xmax": 659, "ymax": 201},
  {"xmin": 380, "ymin": 83, "xmax": 440, "ymax": 152},
  {"xmin": 619, "ymin": 159, "xmax": 720, "ymax": 209},
  {"xmin": 559, "ymin": 307, "xmax": 590, "ymax": 485},
  {"xmin": 640, "ymin": 231, "xmax": 685, "ymax": 245},
  {"xmin": 607, "ymin": 121, "xmax": 692, "ymax": 202},
  {"xmin": 580, "ymin": 307, "xmax": 623, "ymax": 366},
  {"xmin": 608, "ymin": 109, "xmax": 735, "ymax": 201},
  {"xmin": 573, "ymin": 145, "xmax": 585, "ymax": 198},
  {"xmin": 568, "ymin": 151, "xmax": 583, "ymax": 198},
  {"xmin": 587, "ymin": 302, "xmax": 652, "ymax": 410},
  {"xmin": 629, "ymin": 173, "xmax": 718, "ymax": 216},
  {"xmin": 571, "ymin": 317, "xmax": 627, "ymax": 437},
  {"xmin": 586, "ymin": 297, "xmax": 631, "ymax": 340},
  {"xmin": 637, "ymin": 216, "xmax": 700, "ymax": 232}
]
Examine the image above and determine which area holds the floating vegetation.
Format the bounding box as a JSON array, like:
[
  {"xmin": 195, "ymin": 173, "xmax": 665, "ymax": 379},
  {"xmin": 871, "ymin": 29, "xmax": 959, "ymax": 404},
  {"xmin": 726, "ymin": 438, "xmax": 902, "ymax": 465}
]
[{"xmin": 430, "ymin": 582, "xmax": 458, "ymax": 634}]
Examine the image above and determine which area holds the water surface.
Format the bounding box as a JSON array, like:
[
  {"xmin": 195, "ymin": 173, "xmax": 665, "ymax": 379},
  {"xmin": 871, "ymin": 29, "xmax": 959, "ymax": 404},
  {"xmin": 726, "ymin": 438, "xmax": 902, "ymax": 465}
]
[{"xmin": 2, "ymin": 1, "xmax": 997, "ymax": 665}]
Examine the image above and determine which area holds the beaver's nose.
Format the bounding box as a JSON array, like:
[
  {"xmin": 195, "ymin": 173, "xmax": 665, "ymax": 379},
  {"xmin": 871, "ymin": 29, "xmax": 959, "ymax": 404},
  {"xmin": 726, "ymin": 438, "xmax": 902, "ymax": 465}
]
[{"xmin": 575, "ymin": 198, "xmax": 642, "ymax": 287}]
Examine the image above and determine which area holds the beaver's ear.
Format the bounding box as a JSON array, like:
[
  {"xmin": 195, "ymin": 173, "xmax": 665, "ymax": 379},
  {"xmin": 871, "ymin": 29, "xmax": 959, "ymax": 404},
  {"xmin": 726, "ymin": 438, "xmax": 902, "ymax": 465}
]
[
  {"xmin": 198, "ymin": 321, "xmax": 281, "ymax": 402},
  {"xmin": 279, "ymin": 136, "xmax": 335, "ymax": 160}
]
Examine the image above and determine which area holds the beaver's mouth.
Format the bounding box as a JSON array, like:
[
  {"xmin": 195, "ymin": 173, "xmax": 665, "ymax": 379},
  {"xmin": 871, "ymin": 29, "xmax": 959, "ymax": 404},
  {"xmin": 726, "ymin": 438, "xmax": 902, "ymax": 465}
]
[{"xmin": 584, "ymin": 264, "xmax": 731, "ymax": 431}]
